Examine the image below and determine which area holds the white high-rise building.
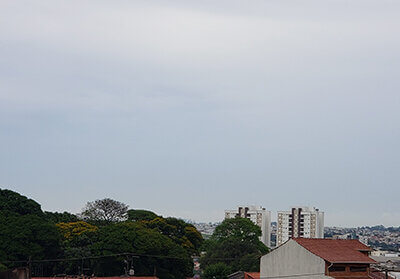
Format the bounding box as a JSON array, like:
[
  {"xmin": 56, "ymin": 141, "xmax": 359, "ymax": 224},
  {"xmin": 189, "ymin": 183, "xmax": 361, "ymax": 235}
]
[
  {"xmin": 225, "ymin": 205, "xmax": 271, "ymax": 247},
  {"xmin": 277, "ymin": 206, "xmax": 324, "ymax": 246}
]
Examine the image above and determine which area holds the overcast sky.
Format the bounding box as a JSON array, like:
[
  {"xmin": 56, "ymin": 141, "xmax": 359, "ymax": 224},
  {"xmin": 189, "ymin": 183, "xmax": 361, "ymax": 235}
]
[{"xmin": 1, "ymin": 0, "xmax": 399, "ymax": 227}]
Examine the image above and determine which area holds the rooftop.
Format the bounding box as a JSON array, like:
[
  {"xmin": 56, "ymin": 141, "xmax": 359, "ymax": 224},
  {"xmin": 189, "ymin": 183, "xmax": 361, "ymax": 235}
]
[
  {"xmin": 293, "ymin": 238, "xmax": 376, "ymax": 264},
  {"xmin": 244, "ymin": 272, "xmax": 259, "ymax": 279}
]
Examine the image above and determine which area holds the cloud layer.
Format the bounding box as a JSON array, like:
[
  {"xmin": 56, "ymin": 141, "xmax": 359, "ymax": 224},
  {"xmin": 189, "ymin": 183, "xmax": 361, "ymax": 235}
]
[{"xmin": 1, "ymin": 0, "xmax": 399, "ymax": 226}]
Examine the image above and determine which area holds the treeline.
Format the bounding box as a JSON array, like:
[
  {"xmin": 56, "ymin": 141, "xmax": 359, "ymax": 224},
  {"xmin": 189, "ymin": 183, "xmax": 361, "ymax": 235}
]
[
  {"xmin": 0, "ymin": 189, "xmax": 270, "ymax": 279},
  {"xmin": 0, "ymin": 189, "xmax": 202, "ymax": 279}
]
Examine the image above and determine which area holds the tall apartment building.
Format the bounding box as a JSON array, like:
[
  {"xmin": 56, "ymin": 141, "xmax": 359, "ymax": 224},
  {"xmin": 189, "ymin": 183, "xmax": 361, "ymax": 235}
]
[
  {"xmin": 225, "ymin": 205, "xmax": 271, "ymax": 247},
  {"xmin": 277, "ymin": 206, "xmax": 324, "ymax": 246}
]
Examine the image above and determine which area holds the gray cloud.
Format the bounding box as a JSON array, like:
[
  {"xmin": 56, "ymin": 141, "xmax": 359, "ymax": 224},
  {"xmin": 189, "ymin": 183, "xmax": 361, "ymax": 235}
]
[{"xmin": 1, "ymin": 0, "xmax": 399, "ymax": 226}]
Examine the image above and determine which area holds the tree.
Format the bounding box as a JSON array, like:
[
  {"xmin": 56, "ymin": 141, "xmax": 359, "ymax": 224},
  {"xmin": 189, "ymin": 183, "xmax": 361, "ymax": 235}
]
[
  {"xmin": 0, "ymin": 213, "xmax": 62, "ymax": 268},
  {"xmin": 0, "ymin": 189, "xmax": 64, "ymax": 275},
  {"xmin": 0, "ymin": 188, "xmax": 43, "ymax": 217},
  {"xmin": 145, "ymin": 217, "xmax": 203, "ymax": 255},
  {"xmin": 45, "ymin": 211, "xmax": 79, "ymax": 223},
  {"xmin": 201, "ymin": 218, "xmax": 269, "ymax": 273},
  {"xmin": 212, "ymin": 217, "xmax": 261, "ymax": 244},
  {"xmin": 56, "ymin": 221, "xmax": 98, "ymax": 239},
  {"xmin": 56, "ymin": 221, "xmax": 99, "ymax": 276},
  {"xmin": 203, "ymin": 263, "xmax": 231, "ymax": 279},
  {"xmin": 127, "ymin": 209, "xmax": 159, "ymax": 222},
  {"xmin": 90, "ymin": 222, "xmax": 192, "ymax": 279},
  {"xmin": 81, "ymin": 198, "xmax": 128, "ymax": 223}
]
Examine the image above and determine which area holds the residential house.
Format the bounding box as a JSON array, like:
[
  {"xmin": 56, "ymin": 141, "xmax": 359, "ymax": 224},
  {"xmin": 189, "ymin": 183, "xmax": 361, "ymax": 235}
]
[{"xmin": 260, "ymin": 238, "xmax": 376, "ymax": 279}]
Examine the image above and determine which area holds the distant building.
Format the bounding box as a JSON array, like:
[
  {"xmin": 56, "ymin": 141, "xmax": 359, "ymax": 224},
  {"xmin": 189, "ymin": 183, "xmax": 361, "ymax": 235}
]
[
  {"xmin": 260, "ymin": 238, "xmax": 376, "ymax": 279},
  {"xmin": 358, "ymin": 235, "xmax": 369, "ymax": 245},
  {"xmin": 225, "ymin": 205, "xmax": 271, "ymax": 247},
  {"xmin": 370, "ymin": 254, "xmax": 400, "ymax": 279},
  {"xmin": 332, "ymin": 233, "xmax": 352, "ymax": 240},
  {"xmin": 277, "ymin": 206, "xmax": 324, "ymax": 246}
]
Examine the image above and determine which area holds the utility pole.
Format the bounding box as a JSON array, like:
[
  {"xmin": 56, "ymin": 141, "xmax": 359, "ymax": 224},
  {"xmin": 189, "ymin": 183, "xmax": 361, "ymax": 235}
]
[{"xmin": 28, "ymin": 256, "xmax": 32, "ymax": 279}]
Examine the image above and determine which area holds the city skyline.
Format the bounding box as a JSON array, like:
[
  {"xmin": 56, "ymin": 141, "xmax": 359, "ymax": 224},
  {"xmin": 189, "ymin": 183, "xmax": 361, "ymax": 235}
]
[{"xmin": 1, "ymin": 0, "xmax": 400, "ymax": 228}]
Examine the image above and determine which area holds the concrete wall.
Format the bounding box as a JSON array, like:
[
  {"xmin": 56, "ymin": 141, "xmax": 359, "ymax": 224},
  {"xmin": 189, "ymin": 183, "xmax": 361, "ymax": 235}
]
[
  {"xmin": 260, "ymin": 239, "xmax": 332, "ymax": 279},
  {"xmin": 261, "ymin": 210, "xmax": 271, "ymax": 248},
  {"xmin": 317, "ymin": 211, "xmax": 325, "ymax": 238}
]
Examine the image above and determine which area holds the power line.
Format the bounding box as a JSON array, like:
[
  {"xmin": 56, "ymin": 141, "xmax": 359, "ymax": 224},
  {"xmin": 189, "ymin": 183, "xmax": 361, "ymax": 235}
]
[
  {"xmin": 1, "ymin": 252, "xmax": 189, "ymax": 264},
  {"xmin": 2, "ymin": 252, "xmax": 263, "ymax": 264}
]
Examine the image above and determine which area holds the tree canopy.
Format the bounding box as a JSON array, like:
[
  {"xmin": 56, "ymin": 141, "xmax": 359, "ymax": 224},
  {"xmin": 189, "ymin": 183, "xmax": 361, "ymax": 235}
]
[
  {"xmin": 0, "ymin": 191, "xmax": 63, "ymax": 273},
  {"xmin": 81, "ymin": 198, "xmax": 128, "ymax": 223},
  {"xmin": 0, "ymin": 188, "xmax": 43, "ymax": 217},
  {"xmin": 145, "ymin": 217, "xmax": 203, "ymax": 255},
  {"xmin": 202, "ymin": 262, "xmax": 231, "ymax": 279},
  {"xmin": 56, "ymin": 221, "xmax": 98, "ymax": 239},
  {"xmin": 201, "ymin": 218, "xmax": 269, "ymax": 276},
  {"xmin": 90, "ymin": 222, "xmax": 192, "ymax": 279},
  {"xmin": 127, "ymin": 209, "xmax": 159, "ymax": 222},
  {"xmin": 45, "ymin": 211, "xmax": 79, "ymax": 223}
]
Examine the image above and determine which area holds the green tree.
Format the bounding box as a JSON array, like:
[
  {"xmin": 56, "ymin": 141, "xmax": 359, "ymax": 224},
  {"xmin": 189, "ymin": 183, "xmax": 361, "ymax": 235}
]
[
  {"xmin": 202, "ymin": 218, "xmax": 269, "ymax": 273},
  {"xmin": 45, "ymin": 211, "xmax": 79, "ymax": 223},
  {"xmin": 57, "ymin": 222, "xmax": 98, "ymax": 276},
  {"xmin": 212, "ymin": 218, "xmax": 261, "ymax": 243},
  {"xmin": 145, "ymin": 217, "xmax": 203, "ymax": 255},
  {"xmin": 90, "ymin": 222, "xmax": 192, "ymax": 279},
  {"xmin": 127, "ymin": 209, "xmax": 159, "ymax": 222},
  {"xmin": 0, "ymin": 214, "xmax": 62, "ymax": 268},
  {"xmin": 203, "ymin": 262, "xmax": 231, "ymax": 279},
  {"xmin": 0, "ymin": 188, "xmax": 43, "ymax": 217},
  {"xmin": 0, "ymin": 189, "xmax": 63, "ymax": 275}
]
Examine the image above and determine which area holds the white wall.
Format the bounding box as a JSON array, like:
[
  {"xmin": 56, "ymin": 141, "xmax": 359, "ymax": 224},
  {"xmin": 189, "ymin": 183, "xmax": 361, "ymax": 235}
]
[
  {"xmin": 261, "ymin": 210, "xmax": 271, "ymax": 247},
  {"xmin": 260, "ymin": 239, "xmax": 332, "ymax": 279}
]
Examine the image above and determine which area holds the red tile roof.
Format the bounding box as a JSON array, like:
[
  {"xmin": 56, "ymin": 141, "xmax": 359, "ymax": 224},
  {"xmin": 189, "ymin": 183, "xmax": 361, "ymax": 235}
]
[
  {"xmin": 293, "ymin": 238, "xmax": 376, "ymax": 264},
  {"xmin": 244, "ymin": 272, "xmax": 260, "ymax": 279}
]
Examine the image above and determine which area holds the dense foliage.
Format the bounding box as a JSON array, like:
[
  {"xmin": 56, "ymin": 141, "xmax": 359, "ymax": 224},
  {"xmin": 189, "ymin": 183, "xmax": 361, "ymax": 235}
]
[
  {"xmin": 127, "ymin": 209, "xmax": 159, "ymax": 222},
  {"xmin": 45, "ymin": 211, "xmax": 79, "ymax": 223},
  {"xmin": 202, "ymin": 263, "xmax": 231, "ymax": 279},
  {"xmin": 0, "ymin": 189, "xmax": 43, "ymax": 216},
  {"xmin": 201, "ymin": 218, "xmax": 269, "ymax": 276},
  {"xmin": 0, "ymin": 213, "xmax": 62, "ymax": 264},
  {"xmin": 56, "ymin": 221, "xmax": 98, "ymax": 239},
  {"xmin": 0, "ymin": 189, "xmax": 62, "ymax": 269},
  {"xmin": 0, "ymin": 189, "xmax": 203, "ymax": 279}
]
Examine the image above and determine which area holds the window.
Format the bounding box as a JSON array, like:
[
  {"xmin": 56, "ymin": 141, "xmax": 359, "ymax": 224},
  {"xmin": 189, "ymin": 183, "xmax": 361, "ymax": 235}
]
[
  {"xmin": 329, "ymin": 266, "xmax": 346, "ymax": 272},
  {"xmin": 350, "ymin": 266, "xmax": 367, "ymax": 272}
]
